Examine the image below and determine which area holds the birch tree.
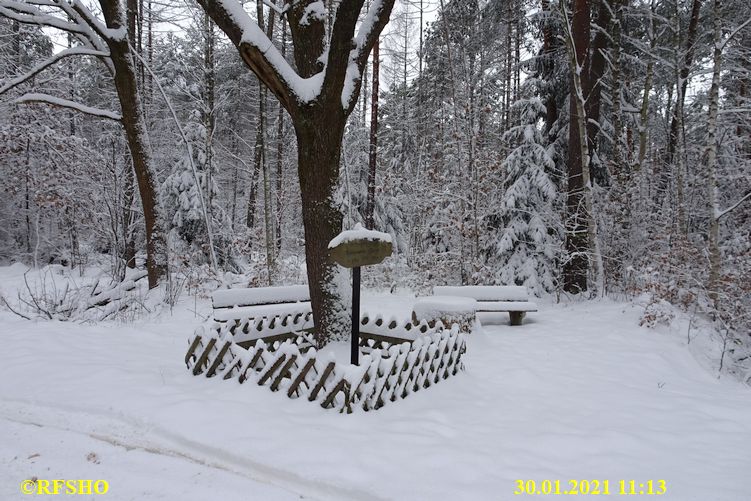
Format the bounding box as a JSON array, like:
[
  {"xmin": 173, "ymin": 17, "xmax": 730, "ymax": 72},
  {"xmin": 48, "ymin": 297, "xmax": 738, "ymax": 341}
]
[{"xmin": 704, "ymin": 0, "xmax": 751, "ymax": 308}]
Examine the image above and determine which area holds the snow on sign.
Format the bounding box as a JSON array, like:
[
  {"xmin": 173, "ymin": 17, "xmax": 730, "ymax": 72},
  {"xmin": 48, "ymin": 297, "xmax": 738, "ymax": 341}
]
[{"xmin": 328, "ymin": 223, "xmax": 393, "ymax": 268}]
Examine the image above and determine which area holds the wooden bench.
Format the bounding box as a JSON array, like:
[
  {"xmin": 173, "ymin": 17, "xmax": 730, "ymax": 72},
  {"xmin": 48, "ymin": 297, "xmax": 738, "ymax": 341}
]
[
  {"xmin": 432, "ymin": 286, "xmax": 537, "ymax": 326},
  {"xmin": 211, "ymin": 285, "xmax": 314, "ymax": 348}
]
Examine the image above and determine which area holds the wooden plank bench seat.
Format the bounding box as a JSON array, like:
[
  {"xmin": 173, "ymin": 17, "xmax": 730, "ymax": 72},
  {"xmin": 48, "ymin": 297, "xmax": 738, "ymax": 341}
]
[{"xmin": 432, "ymin": 285, "xmax": 537, "ymax": 326}]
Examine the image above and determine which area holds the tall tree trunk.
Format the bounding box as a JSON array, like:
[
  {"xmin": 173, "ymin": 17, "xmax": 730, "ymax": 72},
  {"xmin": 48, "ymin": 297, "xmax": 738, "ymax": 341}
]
[
  {"xmin": 296, "ymin": 112, "xmax": 349, "ymax": 346},
  {"xmin": 122, "ymin": 156, "xmax": 137, "ymax": 269},
  {"xmin": 633, "ymin": 0, "xmax": 656, "ymax": 227},
  {"xmin": 585, "ymin": 0, "xmax": 611, "ymax": 182},
  {"xmin": 101, "ymin": 0, "xmax": 167, "ymax": 288},
  {"xmin": 24, "ymin": 137, "xmax": 31, "ymax": 255},
  {"xmin": 706, "ymin": 0, "xmax": 723, "ymax": 309},
  {"xmin": 246, "ymin": 103, "xmax": 262, "ymax": 230},
  {"xmin": 609, "ymin": 0, "xmax": 628, "ymax": 285},
  {"xmin": 365, "ymin": 38, "xmax": 379, "ymax": 228},
  {"xmin": 562, "ymin": 0, "xmax": 602, "ymax": 295},
  {"xmin": 540, "ymin": 0, "xmax": 559, "ymax": 135},
  {"xmin": 666, "ymin": 0, "xmax": 703, "ymax": 163},
  {"xmin": 275, "ymin": 21, "xmax": 287, "ymax": 253},
  {"xmin": 204, "ymin": 10, "xmax": 215, "ymax": 227},
  {"xmin": 672, "ymin": 0, "xmax": 688, "ymax": 235}
]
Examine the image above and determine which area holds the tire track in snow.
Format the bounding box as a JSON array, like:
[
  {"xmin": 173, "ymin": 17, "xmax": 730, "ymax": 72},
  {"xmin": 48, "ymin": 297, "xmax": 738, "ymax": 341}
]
[{"xmin": 0, "ymin": 398, "xmax": 385, "ymax": 501}]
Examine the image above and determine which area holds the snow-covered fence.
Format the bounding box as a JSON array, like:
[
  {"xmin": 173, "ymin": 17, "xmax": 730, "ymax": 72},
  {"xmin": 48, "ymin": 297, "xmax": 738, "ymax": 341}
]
[
  {"xmin": 207, "ymin": 305, "xmax": 444, "ymax": 350},
  {"xmin": 185, "ymin": 320, "xmax": 467, "ymax": 413}
]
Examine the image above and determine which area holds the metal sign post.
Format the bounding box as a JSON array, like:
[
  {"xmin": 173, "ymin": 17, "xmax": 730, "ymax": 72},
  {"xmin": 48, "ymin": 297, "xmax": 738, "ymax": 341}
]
[
  {"xmin": 351, "ymin": 266, "xmax": 361, "ymax": 365},
  {"xmin": 329, "ymin": 226, "xmax": 393, "ymax": 366}
]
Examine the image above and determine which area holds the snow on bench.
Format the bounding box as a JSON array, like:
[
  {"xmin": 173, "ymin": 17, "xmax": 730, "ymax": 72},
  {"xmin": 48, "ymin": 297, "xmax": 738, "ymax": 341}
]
[
  {"xmin": 212, "ymin": 285, "xmax": 310, "ymax": 309},
  {"xmin": 432, "ymin": 285, "xmax": 537, "ymax": 326},
  {"xmin": 209, "ymin": 286, "xmax": 443, "ymax": 348},
  {"xmin": 412, "ymin": 296, "xmax": 477, "ymax": 332},
  {"xmin": 210, "ymin": 285, "xmax": 314, "ymax": 347}
]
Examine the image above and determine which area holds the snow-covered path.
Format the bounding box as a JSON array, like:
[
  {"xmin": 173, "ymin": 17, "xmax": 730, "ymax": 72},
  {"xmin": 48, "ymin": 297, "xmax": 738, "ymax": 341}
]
[{"xmin": 1, "ymin": 299, "xmax": 749, "ymax": 500}]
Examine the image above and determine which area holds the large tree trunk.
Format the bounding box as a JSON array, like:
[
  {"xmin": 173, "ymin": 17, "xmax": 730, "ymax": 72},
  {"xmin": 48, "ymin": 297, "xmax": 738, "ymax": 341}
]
[
  {"xmin": 562, "ymin": 0, "xmax": 591, "ymax": 294},
  {"xmin": 101, "ymin": 0, "xmax": 167, "ymax": 288},
  {"xmin": 295, "ymin": 111, "xmax": 349, "ymax": 346},
  {"xmin": 562, "ymin": 0, "xmax": 603, "ymax": 296}
]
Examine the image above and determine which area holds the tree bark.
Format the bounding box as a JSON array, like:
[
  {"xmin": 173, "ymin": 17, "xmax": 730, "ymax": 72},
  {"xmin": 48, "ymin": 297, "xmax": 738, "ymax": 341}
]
[
  {"xmin": 365, "ymin": 38, "xmax": 379, "ymax": 228},
  {"xmin": 585, "ymin": 0, "xmax": 611, "ymax": 183},
  {"xmin": 666, "ymin": 0, "xmax": 703, "ymax": 164},
  {"xmin": 706, "ymin": 0, "xmax": 723, "ymax": 309},
  {"xmin": 274, "ymin": 21, "xmax": 287, "ymax": 254},
  {"xmin": 100, "ymin": 0, "xmax": 167, "ymax": 288},
  {"xmin": 562, "ymin": 0, "xmax": 602, "ymax": 295},
  {"xmin": 296, "ymin": 109, "xmax": 349, "ymax": 346}
]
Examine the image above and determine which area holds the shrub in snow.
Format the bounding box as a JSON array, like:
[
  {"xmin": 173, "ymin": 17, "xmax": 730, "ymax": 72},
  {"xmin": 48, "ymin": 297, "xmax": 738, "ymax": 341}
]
[
  {"xmin": 639, "ymin": 298, "xmax": 676, "ymax": 328},
  {"xmin": 161, "ymin": 111, "xmax": 232, "ymax": 266}
]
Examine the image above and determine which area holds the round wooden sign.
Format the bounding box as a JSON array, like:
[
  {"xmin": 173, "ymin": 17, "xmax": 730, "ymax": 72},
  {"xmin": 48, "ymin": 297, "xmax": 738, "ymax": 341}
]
[{"xmin": 328, "ymin": 225, "xmax": 393, "ymax": 268}]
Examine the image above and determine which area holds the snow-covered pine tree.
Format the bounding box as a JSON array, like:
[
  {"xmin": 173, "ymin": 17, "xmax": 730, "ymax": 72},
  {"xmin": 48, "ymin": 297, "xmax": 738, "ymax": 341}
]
[
  {"xmin": 491, "ymin": 79, "xmax": 558, "ymax": 295},
  {"xmin": 161, "ymin": 110, "xmax": 229, "ymax": 265}
]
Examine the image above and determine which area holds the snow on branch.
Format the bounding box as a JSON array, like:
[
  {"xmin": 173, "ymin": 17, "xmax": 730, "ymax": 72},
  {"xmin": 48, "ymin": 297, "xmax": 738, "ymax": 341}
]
[
  {"xmin": 15, "ymin": 93, "xmax": 122, "ymax": 121},
  {"xmin": 199, "ymin": 0, "xmax": 317, "ymax": 109},
  {"xmin": 0, "ymin": 2, "xmax": 85, "ymax": 34},
  {"xmin": 262, "ymin": 0, "xmax": 287, "ymax": 17},
  {"xmin": 719, "ymin": 15, "xmax": 751, "ymax": 51},
  {"xmin": 353, "ymin": 0, "xmax": 393, "ymax": 69},
  {"xmin": 716, "ymin": 191, "xmax": 751, "ymax": 220},
  {"xmin": 69, "ymin": 0, "xmax": 122, "ymax": 41},
  {"xmin": 0, "ymin": 0, "xmax": 113, "ymax": 58},
  {"xmin": 339, "ymin": 0, "xmax": 395, "ymax": 110},
  {"xmin": 0, "ymin": 48, "xmax": 109, "ymax": 95}
]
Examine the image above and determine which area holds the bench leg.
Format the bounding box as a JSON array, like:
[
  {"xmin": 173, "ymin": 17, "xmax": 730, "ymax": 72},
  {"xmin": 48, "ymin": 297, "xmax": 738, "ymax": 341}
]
[{"xmin": 509, "ymin": 311, "xmax": 525, "ymax": 326}]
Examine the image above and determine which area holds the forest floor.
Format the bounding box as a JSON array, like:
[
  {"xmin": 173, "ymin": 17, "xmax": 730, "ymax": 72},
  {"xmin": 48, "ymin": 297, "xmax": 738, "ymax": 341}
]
[{"xmin": 0, "ymin": 264, "xmax": 750, "ymax": 500}]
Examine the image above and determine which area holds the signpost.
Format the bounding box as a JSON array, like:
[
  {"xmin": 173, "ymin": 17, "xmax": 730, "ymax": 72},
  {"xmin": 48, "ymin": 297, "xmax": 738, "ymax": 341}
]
[{"xmin": 328, "ymin": 224, "xmax": 393, "ymax": 365}]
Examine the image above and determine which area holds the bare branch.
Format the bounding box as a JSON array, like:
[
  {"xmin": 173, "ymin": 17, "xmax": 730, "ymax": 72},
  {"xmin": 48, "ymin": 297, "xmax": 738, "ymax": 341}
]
[
  {"xmin": 15, "ymin": 93, "xmax": 122, "ymax": 120},
  {"xmin": 0, "ymin": 294, "xmax": 31, "ymax": 320}
]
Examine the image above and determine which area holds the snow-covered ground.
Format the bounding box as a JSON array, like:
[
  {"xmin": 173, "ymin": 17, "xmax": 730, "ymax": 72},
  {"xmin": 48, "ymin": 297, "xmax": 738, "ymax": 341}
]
[{"xmin": 1, "ymin": 268, "xmax": 750, "ymax": 500}]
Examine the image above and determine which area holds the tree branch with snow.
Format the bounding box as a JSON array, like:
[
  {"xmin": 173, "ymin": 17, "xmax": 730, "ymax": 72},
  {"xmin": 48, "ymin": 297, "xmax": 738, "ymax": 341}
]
[
  {"xmin": 15, "ymin": 93, "xmax": 122, "ymax": 121},
  {"xmin": 0, "ymin": 48, "xmax": 109, "ymax": 95}
]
